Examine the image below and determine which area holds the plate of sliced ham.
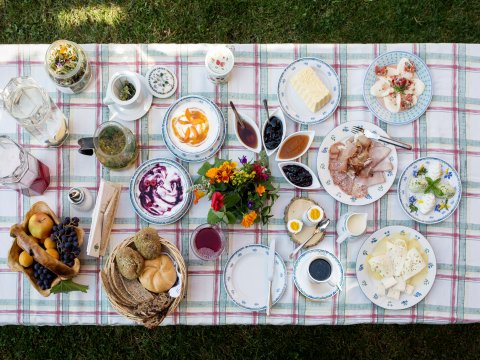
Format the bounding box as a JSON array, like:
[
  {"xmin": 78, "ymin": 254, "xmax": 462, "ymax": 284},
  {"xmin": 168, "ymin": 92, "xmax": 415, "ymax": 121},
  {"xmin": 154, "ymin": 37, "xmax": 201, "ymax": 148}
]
[{"xmin": 316, "ymin": 121, "xmax": 397, "ymax": 205}]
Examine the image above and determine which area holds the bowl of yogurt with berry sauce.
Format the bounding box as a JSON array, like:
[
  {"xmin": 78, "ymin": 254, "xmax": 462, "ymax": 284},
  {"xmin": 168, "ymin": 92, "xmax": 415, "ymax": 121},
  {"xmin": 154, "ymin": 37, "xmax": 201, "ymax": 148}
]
[{"xmin": 129, "ymin": 158, "xmax": 193, "ymax": 224}]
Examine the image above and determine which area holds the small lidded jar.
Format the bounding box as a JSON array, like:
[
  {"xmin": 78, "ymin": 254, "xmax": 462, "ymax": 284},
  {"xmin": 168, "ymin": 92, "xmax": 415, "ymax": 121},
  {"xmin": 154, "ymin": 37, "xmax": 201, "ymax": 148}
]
[{"xmin": 45, "ymin": 40, "xmax": 92, "ymax": 94}]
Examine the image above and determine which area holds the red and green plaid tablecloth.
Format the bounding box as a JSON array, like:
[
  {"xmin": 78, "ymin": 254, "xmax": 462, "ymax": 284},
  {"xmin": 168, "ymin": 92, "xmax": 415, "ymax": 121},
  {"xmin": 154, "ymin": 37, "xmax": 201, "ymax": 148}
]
[{"xmin": 0, "ymin": 44, "xmax": 479, "ymax": 325}]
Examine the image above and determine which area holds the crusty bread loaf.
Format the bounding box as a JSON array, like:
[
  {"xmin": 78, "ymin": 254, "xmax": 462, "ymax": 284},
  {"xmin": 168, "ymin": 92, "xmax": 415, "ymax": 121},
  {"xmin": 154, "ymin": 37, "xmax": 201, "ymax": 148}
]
[{"xmin": 139, "ymin": 255, "xmax": 177, "ymax": 293}]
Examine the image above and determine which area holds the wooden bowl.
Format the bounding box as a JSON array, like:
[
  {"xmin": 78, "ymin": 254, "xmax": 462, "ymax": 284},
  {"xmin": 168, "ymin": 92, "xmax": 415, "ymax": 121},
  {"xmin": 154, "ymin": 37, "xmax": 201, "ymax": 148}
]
[{"xmin": 7, "ymin": 201, "xmax": 84, "ymax": 297}]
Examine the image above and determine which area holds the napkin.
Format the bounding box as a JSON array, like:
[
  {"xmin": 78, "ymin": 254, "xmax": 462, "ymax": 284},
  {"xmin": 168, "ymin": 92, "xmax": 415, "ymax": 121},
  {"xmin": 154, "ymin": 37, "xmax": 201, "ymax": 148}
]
[{"xmin": 86, "ymin": 180, "xmax": 122, "ymax": 257}]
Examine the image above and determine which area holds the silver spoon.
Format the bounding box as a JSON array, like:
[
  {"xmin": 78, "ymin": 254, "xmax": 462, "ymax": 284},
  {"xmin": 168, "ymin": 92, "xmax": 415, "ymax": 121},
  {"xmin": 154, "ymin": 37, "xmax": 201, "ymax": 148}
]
[
  {"xmin": 229, "ymin": 101, "xmax": 245, "ymax": 129},
  {"xmin": 263, "ymin": 99, "xmax": 270, "ymax": 122},
  {"xmin": 289, "ymin": 219, "xmax": 330, "ymax": 259}
]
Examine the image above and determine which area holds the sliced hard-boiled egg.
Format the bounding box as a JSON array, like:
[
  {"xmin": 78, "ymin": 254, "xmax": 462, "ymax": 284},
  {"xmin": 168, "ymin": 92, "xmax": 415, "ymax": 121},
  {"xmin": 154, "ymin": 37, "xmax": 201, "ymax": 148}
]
[
  {"xmin": 287, "ymin": 219, "xmax": 303, "ymax": 234},
  {"xmin": 397, "ymin": 58, "xmax": 415, "ymax": 80},
  {"xmin": 370, "ymin": 77, "xmax": 393, "ymax": 97},
  {"xmin": 384, "ymin": 93, "xmax": 401, "ymax": 113}
]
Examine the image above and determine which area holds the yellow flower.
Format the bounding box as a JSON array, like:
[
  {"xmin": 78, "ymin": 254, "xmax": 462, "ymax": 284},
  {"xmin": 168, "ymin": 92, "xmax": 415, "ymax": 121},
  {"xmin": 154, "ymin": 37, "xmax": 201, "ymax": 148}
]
[
  {"xmin": 241, "ymin": 211, "xmax": 257, "ymax": 228},
  {"xmin": 256, "ymin": 184, "xmax": 266, "ymax": 197},
  {"xmin": 193, "ymin": 189, "xmax": 205, "ymax": 205},
  {"xmin": 206, "ymin": 167, "xmax": 218, "ymax": 179}
]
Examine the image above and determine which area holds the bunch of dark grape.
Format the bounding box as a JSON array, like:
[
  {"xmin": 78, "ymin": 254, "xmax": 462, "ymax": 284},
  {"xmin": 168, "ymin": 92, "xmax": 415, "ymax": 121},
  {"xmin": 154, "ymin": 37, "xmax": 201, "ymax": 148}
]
[
  {"xmin": 33, "ymin": 262, "xmax": 55, "ymax": 290},
  {"xmin": 51, "ymin": 217, "xmax": 81, "ymax": 267}
]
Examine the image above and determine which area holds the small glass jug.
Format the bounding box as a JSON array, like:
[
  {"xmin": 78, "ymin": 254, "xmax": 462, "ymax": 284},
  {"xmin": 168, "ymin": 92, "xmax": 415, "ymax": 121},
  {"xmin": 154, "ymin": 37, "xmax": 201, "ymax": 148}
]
[
  {"xmin": 78, "ymin": 121, "xmax": 138, "ymax": 170},
  {"xmin": 0, "ymin": 135, "xmax": 50, "ymax": 196},
  {"xmin": 0, "ymin": 77, "xmax": 69, "ymax": 147}
]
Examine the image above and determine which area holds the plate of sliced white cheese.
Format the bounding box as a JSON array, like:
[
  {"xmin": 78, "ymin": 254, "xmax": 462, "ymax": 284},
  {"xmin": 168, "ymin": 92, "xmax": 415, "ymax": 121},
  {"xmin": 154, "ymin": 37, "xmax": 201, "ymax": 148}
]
[
  {"xmin": 356, "ymin": 225, "xmax": 436, "ymax": 310},
  {"xmin": 277, "ymin": 57, "xmax": 341, "ymax": 125}
]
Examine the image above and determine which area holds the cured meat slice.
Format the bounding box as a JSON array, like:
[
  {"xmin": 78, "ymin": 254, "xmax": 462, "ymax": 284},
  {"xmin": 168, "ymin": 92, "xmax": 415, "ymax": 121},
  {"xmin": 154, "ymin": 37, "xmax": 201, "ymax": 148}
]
[
  {"xmin": 355, "ymin": 172, "xmax": 385, "ymax": 187},
  {"xmin": 369, "ymin": 146, "xmax": 391, "ymax": 168},
  {"xmin": 372, "ymin": 156, "xmax": 393, "ymax": 172}
]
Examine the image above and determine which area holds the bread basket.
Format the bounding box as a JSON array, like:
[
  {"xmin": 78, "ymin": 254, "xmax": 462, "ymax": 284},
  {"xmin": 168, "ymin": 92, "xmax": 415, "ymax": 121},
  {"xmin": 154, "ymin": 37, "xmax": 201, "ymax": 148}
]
[
  {"xmin": 7, "ymin": 201, "xmax": 84, "ymax": 297},
  {"xmin": 101, "ymin": 234, "xmax": 187, "ymax": 328}
]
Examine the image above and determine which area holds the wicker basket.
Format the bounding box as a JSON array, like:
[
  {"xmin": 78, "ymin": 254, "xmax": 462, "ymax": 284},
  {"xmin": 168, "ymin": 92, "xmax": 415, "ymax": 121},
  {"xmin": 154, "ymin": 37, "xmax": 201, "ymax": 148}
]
[{"xmin": 101, "ymin": 234, "xmax": 187, "ymax": 328}]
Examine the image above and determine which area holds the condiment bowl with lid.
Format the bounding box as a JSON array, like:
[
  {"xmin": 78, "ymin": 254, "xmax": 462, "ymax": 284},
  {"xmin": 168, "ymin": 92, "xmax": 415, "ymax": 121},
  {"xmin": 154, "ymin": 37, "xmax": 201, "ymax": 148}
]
[
  {"xmin": 278, "ymin": 161, "xmax": 321, "ymax": 190},
  {"xmin": 275, "ymin": 130, "xmax": 315, "ymax": 162},
  {"xmin": 233, "ymin": 111, "xmax": 262, "ymax": 153},
  {"xmin": 262, "ymin": 107, "xmax": 286, "ymax": 157}
]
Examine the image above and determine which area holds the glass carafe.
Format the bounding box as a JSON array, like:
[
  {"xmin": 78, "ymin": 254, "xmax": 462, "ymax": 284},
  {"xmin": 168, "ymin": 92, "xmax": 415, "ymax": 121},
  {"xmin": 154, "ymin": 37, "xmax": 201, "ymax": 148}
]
[
  {"xmin": 0, "ymin": 135, "xmax": 50, "ymax": 196},
  {"xmin": 0, "ymin": 77, "xmax": 69, "ymax": 147}
]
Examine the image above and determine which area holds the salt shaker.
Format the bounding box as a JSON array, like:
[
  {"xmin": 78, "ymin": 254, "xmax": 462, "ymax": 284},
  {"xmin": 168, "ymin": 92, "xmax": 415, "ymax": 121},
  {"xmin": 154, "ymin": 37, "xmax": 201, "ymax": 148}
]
[{"xmin": 68, "ymin": 187, "xmax": 94, "ymax": 212}]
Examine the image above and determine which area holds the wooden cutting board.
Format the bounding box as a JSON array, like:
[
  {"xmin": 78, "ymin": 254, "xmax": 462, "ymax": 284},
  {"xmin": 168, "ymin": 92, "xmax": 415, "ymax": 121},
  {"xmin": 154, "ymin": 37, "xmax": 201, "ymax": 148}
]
[{"xmin": 284, "ymin": 197, "xmax": 326, "ymax": 247}]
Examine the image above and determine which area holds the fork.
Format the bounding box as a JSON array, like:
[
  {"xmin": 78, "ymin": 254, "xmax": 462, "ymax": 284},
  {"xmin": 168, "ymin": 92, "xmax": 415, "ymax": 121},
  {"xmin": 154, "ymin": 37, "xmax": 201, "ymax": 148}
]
[{"xmin": 351, "ymin": 126, "xmax": 412, "ymax": 150}]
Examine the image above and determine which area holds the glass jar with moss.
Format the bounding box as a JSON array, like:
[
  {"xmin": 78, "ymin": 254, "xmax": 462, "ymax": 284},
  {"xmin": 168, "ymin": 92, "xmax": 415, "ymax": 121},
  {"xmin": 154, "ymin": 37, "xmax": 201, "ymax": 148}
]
[
  {"xmin": 45, "ymin": 40, "xmax": 92, "ymax": 94},
  {"xmin": 93, "ymin": 121, "xmax": 138, "ymax": 170}
]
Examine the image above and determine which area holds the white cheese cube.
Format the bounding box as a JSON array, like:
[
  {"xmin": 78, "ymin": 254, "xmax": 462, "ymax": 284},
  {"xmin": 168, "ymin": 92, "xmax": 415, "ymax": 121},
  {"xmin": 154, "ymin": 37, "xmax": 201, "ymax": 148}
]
[
  {"xmin": 387, "ymin": 288, "xmax": 401, "ymax": 300},
  {"xmin": 381, "ymin": 276, "xmax": 397, "ymax": 289},
  {"xmin": 405, "ymin": 284, "xmax": 415, "ymax": 295},
  {"xmin": 290, "ymin": 67, "xmax": 331, "ymax": 113},
  {"xmin": 393, "ymin": 279, "xmax": 406, "ymax": 292},
  {"xmin": 376, "ymin": 284, "xmax": 386, "ymax": 296}
]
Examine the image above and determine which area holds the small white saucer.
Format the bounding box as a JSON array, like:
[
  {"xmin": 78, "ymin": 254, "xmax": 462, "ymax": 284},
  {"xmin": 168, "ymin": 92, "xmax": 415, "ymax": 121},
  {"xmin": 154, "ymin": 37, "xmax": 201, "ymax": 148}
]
[
  {"xmin": 293, "ymin": 249, "xmax": 344, "ymax": 301},
  {"xmin": 108, "ymin": 74, "xmax": 153, "ymax": 122}
]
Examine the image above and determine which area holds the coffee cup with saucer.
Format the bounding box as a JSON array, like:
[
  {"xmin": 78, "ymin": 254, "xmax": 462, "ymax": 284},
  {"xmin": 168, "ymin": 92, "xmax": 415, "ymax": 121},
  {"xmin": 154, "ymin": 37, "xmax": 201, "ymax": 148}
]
[
  {"xmin": 104, "ymin": 70, "xmax": 153, "ymax": 121},
  {"xmin": 293, "ymin": 249, "xmax": 344, "ymax": 301}
]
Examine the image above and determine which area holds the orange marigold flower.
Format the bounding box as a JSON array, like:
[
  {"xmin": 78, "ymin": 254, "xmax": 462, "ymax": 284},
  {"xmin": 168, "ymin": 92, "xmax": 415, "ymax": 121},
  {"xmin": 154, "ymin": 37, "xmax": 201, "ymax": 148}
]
[
  {"xmin": 256, "ymin": 184, "xmax": 266, "ymax": 197},
  {"xmin": 241, "ymin": 211, "xmax": 257, "ymax": 228},
  {"xmin": 193, "ymin": 189, "xmax": 205, "ymax": 205},
  {"xmin": 206, "ymin": 168, "xmax": 218, "ymax": 179}
]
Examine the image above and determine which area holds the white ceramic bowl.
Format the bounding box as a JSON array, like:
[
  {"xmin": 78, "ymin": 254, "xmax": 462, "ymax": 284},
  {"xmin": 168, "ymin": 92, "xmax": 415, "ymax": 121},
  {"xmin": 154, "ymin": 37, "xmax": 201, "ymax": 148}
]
[
  {"xmin": 233, "ymin": 111, "xmax": 262, "ymax": 153},
  {"xmin": 275, "ymin": 130, "xmax": 315, "ymax": 162},
  {"xmin": 262, "ymin": 107, "xmax": 287, "ymax": 157},
  {"xmin": 278, "ymin": 161, "xmax": 321, "ymax": 190}
]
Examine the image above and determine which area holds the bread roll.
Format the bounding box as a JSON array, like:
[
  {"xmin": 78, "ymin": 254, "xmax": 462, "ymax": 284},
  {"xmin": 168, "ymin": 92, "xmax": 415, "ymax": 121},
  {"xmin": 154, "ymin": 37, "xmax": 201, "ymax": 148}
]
[
  {"xmin": 139, "ymin": 255, "xmax": 177, "ymax": 293},
  {"xmin": 116, "ymin": 247, "xmax": 144, "ymax": 280}
]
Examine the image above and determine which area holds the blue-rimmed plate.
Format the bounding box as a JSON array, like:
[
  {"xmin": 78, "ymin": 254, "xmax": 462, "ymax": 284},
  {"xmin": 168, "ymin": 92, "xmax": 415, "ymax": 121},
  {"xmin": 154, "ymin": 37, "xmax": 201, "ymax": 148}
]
[
  {"xmin": 129, "ymin": 158, "xmax": 193, "ymax": 225},
  {"xmin": 293, "ymin": 249, "xmax": 344, "ymax": 301},
  {"xmin": 224, "ymin": 244, "xmax": 287, "ymax": 312},
  {"xmin": 316, "ymin": 121, "xmax": 398, "ymax": 206},
  {"xmin": 162, "ymin": 95, "xmax": 226, "ymax": 162},
  {"xmin": 398, "ymin": 157, "xmax": 462, "ymax": 224},
  {"xmin": 356, "ymin": 226, "xmax": 436, "ymax": 310},
  {"xmin": 277, "ymin": 57, "xmax": 341, "ymax": 124},
  {"xmin": 363, "ymin": 51, "xmax": 432, "ymax": 125}
]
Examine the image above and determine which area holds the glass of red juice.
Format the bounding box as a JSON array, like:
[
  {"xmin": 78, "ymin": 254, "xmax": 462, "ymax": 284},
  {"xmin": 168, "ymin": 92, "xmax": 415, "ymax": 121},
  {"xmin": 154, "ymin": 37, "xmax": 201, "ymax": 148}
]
[
  {"xmin": 0, "ymin": 136, "xmax": 50, "ymax": 196},
  {"xmin": 190, "ymin": 224, "xmax": 226, "ymax": 261}
]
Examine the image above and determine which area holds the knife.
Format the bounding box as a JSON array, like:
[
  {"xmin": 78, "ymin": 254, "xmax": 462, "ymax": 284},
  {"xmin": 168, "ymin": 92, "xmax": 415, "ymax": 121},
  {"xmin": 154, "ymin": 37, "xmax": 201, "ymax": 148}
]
[{"xmin": 266, "ymin": 238, "xmax": 276, "ymax": 316}]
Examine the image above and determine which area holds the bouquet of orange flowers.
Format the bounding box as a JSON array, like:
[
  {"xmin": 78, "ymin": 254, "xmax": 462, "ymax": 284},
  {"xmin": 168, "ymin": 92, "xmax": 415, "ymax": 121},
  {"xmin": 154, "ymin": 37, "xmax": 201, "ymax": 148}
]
[{"xmin": 192, "ymin": 152, "xmax": 278, "ymax": 227}]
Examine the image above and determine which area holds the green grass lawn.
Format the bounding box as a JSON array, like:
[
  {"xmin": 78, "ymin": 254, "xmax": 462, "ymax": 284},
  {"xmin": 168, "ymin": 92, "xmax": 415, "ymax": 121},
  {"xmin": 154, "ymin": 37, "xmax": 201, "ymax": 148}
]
[{"xmin": 1, "ymin": 1, "xmax": 480, "ymax": 359}]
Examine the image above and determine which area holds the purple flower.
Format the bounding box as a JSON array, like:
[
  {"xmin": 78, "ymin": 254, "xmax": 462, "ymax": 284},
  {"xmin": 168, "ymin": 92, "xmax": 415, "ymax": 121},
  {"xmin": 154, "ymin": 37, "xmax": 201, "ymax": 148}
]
[
  {"xmin": 247, "ymin": 200, "xmax": 254, "ymax": 209},
  {"xmin": 239, "ymin": 155, "xmax": 248, "ymax": 165}
]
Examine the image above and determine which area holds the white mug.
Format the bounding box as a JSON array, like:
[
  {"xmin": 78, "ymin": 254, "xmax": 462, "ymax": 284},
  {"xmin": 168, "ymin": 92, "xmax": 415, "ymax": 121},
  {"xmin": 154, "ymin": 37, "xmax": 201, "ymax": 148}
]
[
  {"xmin": 104, "ymin": 71, "xmax": 144, "ymax": 110},
  {"xmin": 307, "ymin": 255, "xmax": 342, "ymax": 292},
  {"xmin": 336, "ymin": 212, "xmax": 367, "ymax": 244},
  {"xmin": 205, "ymin": 45, "xmax": 235, "ymax": 84}
]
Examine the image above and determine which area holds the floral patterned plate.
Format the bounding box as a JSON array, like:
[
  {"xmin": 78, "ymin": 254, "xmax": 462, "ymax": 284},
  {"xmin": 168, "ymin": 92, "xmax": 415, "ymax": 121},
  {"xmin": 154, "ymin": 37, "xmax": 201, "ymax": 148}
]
[
  {"xmin": 363, "ymin": 51, "xmax": 432, "ymax": 125},
  {"xmin": 397, "ymin": 157, "xmax": 462, "ymax": 224},
  {"xmin": 316, "ymin": 121, "xmax": 398, "ymax": 206},
  {"xmin": 277, "ymin": 57, "xmax": 341, "ymax": 124},
  {"xmin": 356, "ymin": 226, "xmax": 437, "ymax": 310},
  {"xmin": 224, "ymin": 244, "xmax": 287, "ymax": 312}
]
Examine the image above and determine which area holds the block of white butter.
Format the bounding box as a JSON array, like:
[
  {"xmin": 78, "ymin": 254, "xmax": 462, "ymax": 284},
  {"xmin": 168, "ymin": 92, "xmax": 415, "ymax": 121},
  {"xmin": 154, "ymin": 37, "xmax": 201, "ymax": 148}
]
[{"xmin": 290, "ymin": 66, "xmax": 331, "ymax": 112}]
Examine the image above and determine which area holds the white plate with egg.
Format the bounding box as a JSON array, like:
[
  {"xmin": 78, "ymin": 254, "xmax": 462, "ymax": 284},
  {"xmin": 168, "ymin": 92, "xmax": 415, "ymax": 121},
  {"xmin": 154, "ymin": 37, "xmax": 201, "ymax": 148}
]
[
  {"xmin": 356, "ymin": 225, "xmax": 436, "ymax": 310},
  {"xmin": 397, "ymin": 157, "xmax": 462, "ymax": 224},
  {"xmin": 277, "ymin": 57, "xmax": 341, "ymax": 125},
  {"xmin": 162, "ymin": 95, "xmax": 226, "ymax": 162}
]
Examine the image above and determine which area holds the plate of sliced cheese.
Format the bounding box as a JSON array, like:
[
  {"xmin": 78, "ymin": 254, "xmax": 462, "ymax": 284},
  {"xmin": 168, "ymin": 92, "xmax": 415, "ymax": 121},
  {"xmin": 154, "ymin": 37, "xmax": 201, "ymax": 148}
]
[
  {"xmin": 356, "ymin": 225, "xmax": 436, "ymax": 310},
  {"xmin": 277, "ymin": 57, "xmax": 341, "ymax": 125}
]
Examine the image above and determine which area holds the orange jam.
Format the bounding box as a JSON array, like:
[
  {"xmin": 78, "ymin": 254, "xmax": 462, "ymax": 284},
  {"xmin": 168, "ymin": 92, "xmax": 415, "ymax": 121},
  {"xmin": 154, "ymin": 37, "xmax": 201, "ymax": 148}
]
[{"xmin": 172, "ymin": 108, "xmax": 209, "ymax": 146}]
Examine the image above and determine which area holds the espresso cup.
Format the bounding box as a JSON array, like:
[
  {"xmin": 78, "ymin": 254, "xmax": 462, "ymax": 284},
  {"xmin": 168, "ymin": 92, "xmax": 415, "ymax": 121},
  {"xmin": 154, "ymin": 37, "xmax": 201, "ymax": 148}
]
[
  {"xmin": 104, "ymin": 71, "xmax": 144, "ymax": 110},
  {"xmin": 307, "ymin": 255, "xmax": 342, "ymax": 291}
]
